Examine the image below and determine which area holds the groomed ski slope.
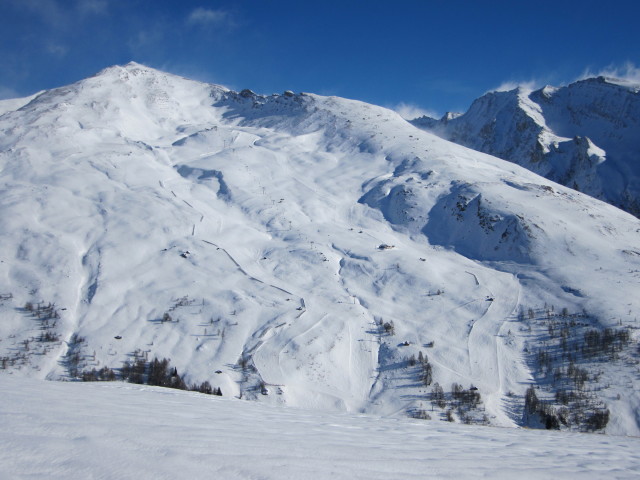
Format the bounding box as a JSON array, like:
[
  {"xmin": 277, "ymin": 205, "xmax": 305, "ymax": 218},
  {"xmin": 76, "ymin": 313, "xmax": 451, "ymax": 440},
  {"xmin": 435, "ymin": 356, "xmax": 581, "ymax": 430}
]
[
  {"xmin": 1, "ymin": 378, "xmax": 639, "ymax": 480},
  {"xmin": 0, "ymin": 63, "xmax": 639, "ymax": 435}
]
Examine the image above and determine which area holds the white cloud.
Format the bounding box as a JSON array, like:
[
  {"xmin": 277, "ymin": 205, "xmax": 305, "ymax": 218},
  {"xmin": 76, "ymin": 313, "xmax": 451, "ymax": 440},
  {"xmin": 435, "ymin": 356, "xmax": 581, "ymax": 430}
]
[
  {"xmin": 490, "ymin": 79, "xmax": 540, "ymax": 93},
  {"xmin": 187, "ymin": 8, "xmax": 229, "ymax": 26},
  {"xmin": 489, "ymin": 64, "xmax": 640, "ymax": 96},
  {"xmin": 392, "ymin": 102, "xmax": 439, "ymax": 120},
  {"xmin": 578, "ymin": 62, "xmax": 640, "ymax": 85}
]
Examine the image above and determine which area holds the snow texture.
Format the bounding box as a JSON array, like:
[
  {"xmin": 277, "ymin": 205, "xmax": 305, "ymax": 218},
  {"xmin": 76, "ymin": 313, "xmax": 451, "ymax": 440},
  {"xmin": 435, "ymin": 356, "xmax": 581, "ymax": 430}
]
[
  {"xmin": 0, "ymin": 63, "xmax": 639, "ymax": 441},
  {"xmin": 413, "ymin": 77, "xmax": 640, "ymax": 216},
  {"xmin": 1, "ymin": 377, "xmax": 639, "ymax": 479}
]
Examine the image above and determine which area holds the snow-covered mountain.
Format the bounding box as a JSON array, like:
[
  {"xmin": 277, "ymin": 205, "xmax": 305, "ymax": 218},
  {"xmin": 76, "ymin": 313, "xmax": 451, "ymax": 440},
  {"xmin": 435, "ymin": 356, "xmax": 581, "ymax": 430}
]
[
  {"xmin": 1, "ymin": 63, "xmax": 639, "ymax": 435},
  {"xmin": 412, "ymin": 77, "xmax": 640, "ymax": 217}
]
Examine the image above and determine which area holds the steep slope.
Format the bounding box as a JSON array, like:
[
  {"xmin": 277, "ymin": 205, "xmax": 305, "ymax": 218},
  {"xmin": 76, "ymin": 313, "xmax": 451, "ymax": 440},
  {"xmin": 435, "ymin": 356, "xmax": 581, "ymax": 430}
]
[
  {"xmin": 0, "ymin": 92, "xmax": 41, "ymax": 116},
  {"xmin": 413, "ymin": 78, "xmax": 640, "ymax": 216},
  {"xmin": 0, "ymin": 63, "xmax": 639, "ymax": 434}
]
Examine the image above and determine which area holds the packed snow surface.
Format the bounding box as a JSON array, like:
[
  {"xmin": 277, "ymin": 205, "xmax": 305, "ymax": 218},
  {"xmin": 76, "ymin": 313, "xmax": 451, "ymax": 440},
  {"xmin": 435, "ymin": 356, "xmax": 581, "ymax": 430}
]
[
  {"xmin": 1, "ymin": 378, "xmax": 639, "ymax": 480},
  {"xmin": 0, "ymin": 63, "xmax": 639, "ymax": 437}
]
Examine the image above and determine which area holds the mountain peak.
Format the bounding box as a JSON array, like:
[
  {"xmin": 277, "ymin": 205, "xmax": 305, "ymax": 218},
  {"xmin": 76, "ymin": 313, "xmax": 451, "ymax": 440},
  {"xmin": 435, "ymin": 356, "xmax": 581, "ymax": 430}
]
[
  {"xmin": 123, "ymin": 60, "xmax": 145, "ymax": 68},
  {"xmin": 92, "ymin": 61, "xmax": 172, "ymax": 81},
  {"xmin": 571, "ymin": 75, "xmax": 640, "ymax": 92},
  {"xmin": 413, "ymin": 75, "xmax": 640, "ymax": 217}
]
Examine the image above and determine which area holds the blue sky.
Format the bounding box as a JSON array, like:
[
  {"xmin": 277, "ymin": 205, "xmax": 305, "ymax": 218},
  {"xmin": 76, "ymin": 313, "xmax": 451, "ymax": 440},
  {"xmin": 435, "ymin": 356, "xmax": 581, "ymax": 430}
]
[{"xmin": 1, "ymin": 0, "xmax": 639, "ymax": 117}]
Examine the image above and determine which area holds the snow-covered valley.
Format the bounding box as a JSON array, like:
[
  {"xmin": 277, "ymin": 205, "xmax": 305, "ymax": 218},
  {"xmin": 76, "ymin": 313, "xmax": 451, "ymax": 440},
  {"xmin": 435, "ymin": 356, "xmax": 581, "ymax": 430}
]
[{"xmin": 1, "ymin": 63, "xmax": 639, "ymax": 444}]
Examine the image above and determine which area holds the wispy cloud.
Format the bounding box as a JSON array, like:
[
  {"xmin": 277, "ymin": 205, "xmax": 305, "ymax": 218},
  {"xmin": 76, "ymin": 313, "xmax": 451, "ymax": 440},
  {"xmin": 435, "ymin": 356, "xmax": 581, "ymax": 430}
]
[
  {"xmin": 158, "ymin": 63, "xmax": 228, "ymax": 88},
  {"xmin": 8, "ymin": 0, "xmax": 66, "ymax": 27},
  {"xmin": 578, "ymin": 62, "xmax": 640, "ymax": 85},
  {"xmin": 6, "ymin": 0, "xmax": 108, "ymax": 60},
  {"xmin": 490, "ymin": 79, "xmax": 540, "ymax": 93},
  {"xmin": 46, "ymin": 43, "xmax": 68, "ymax": 57},
  {"xmin": 8, "ymin": 0, "xmax": 106, "ymax": 27},
  {"xmin": 491, "ymin": 63, "xmax": 640, "ymax": 95},
  {"xmin": 392, "ymin": 102, "xmax": 439, "ymax": 120},
  {"xmin": 127, "ymin": 29, "xmax": 165, "ymax": 57},
  {"xmin": 0, "ymin": 85, "xmax": 20, "ymax": 100},
  {"xmin": 186, "ymin": 8, "xmax": 230, "ymax": 27},
  {"xmin": 77, "ymin": 0, "xmax": 108, "ymax": 16}
]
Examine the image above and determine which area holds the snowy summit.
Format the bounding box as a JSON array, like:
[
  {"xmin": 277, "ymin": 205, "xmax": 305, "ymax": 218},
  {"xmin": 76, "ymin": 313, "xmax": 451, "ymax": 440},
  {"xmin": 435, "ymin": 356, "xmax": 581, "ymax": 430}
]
[{"xmin": 412, "ymin": 76, "xmax": 640, "ymax": 217}]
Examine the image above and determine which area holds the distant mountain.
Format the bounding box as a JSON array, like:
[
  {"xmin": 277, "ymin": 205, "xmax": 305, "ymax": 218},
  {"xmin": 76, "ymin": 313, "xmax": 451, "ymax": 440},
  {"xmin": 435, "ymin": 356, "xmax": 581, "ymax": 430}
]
[
  {"xmin": 412, "ymin": 77, "xmax": 640, "ymax": 216},
  {"xmin": 0, "ymin": 63, "xmax": 638, "ymax": 435}
]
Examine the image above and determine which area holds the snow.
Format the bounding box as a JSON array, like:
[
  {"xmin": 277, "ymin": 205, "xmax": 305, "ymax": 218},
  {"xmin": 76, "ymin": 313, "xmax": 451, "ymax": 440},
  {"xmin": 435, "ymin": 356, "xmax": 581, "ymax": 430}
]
[
  {"xmin": 0, "ymin": 62, "xmax": 639, "ymax": 443},
  {"xmin": 1, "ymin": 377, "xmax": 639, "ymax": 480},
  {"xmin": 0, "ymin": 92, "xmax": 41, "ymax": 116},
  {"xmin": 413, "ymin": 77, "xmax": 640, "ymax": 216}
]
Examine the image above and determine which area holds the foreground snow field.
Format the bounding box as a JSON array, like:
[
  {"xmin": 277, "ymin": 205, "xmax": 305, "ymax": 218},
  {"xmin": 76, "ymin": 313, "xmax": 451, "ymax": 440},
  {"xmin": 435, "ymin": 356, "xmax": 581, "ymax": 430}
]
[{"xmin": 1, "ymin": 377, "xmax": 638, "ymax": 480}]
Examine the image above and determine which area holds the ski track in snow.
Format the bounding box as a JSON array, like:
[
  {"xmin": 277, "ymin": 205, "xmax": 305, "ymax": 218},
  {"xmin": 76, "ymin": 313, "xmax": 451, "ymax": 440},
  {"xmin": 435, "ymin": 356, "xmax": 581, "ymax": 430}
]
[{"xmin": 466, "ymin": 269, "xmax": 522, "ymax": 425}]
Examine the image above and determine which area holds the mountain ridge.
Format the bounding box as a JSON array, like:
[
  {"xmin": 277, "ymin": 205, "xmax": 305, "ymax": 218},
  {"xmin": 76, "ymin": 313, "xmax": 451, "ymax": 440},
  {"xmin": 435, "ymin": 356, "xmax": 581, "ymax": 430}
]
[
  {"xmin": 0, "ymin": 63, "xmax": 638, "ymax": 435},
  {"xmin": 412, "ymin": 76, "xmax": 640, "ymax": 216}
]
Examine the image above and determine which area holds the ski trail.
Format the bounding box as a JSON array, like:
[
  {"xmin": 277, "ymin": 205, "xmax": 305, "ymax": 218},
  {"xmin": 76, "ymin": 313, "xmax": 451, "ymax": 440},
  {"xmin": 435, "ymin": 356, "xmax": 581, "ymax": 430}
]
[
  {"xmin": 466, "ymin": 268, "xmax": 521, "ymax": 427},
  {"xmin": 253, "ymin": 312, "xmax": 328, "ymax": 387},
  {"xmin": 493, "ymin": 275, "xmax": 537, "ymax": 426}
]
